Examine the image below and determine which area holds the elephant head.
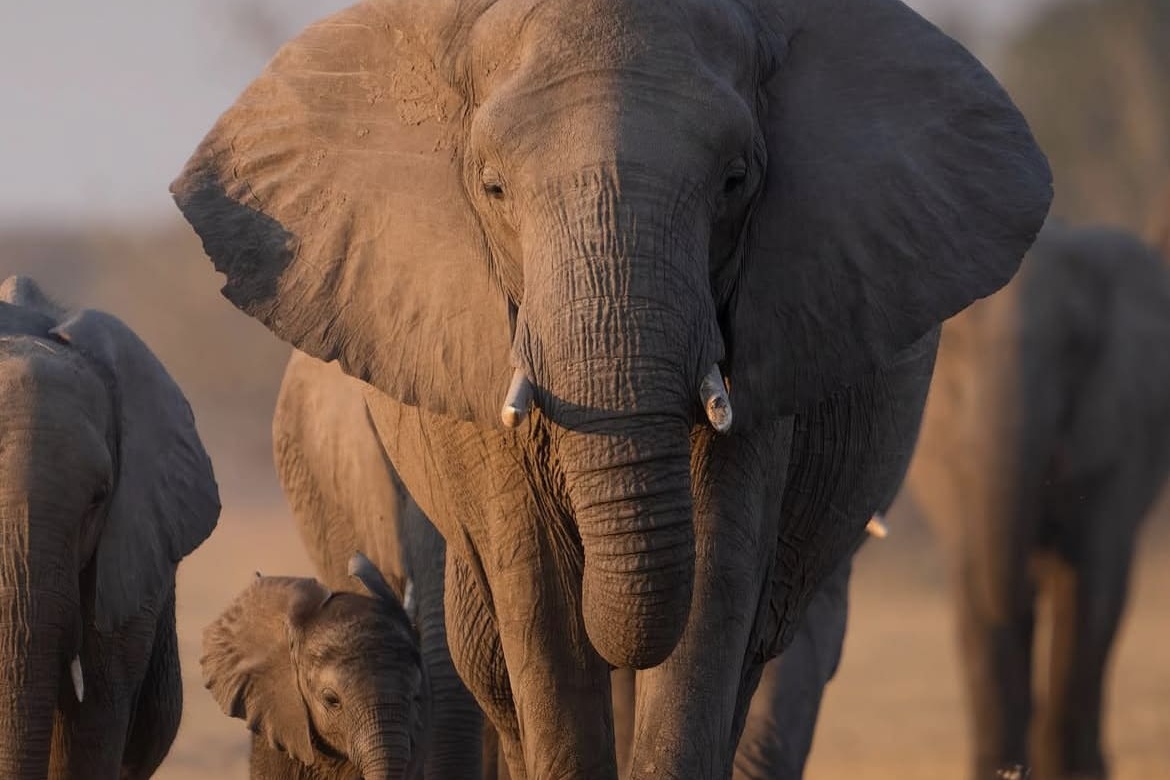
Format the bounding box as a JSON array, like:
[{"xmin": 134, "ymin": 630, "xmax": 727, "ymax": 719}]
[
  {"xmin": 0, "ymin": 275, "xmax": 220, "ymax": 778},
  {"xmin": 173, "ymin": 0, "xmax": 1052, "ymax": 669},
  {"xmin": 202, "ymin": 553, "xmax": 428, "ymax": 780}
]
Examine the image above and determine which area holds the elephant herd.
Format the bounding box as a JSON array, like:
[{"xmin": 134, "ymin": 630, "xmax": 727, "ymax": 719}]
[{"xmin": 1, "ymin": 1, "xmax": 1169, "ymax": 779}]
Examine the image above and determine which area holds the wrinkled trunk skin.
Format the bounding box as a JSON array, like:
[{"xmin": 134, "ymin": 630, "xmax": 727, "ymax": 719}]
[
  {"xmin": 0, "ymin": 591, "xmax": 67, "ymax": 779},
  {"xmin": 558, "ymin": 416, "xmax": 696, "ymax": 668},
  {"xmin": 516, "ymin": 174, "xmax": 721, "ymax": 669},
  {"xmin": 0, "ymin": 501, "xmax": 78, "ymax": 779},
  {"xmin": 351, "ymin": 716, "xmax": 413, "ymax": 780}
]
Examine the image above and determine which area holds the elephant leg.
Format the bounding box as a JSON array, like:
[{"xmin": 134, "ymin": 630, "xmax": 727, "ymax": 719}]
[
  {"xmin": 51, "ymin": 592, "xmax": 162, "ymax": 779},
  {"xmin": 403, "ymin": 511, "xmax": 485, "ymax": 780},
  {"xmin": 486, "ymin": 525, "xmax": 617, "ymax": 780},
  {"xmin": 733, "ymin": 553, "xmax": 852, "ymax": 780},
  {"xmin": 627, "ymin": 422, "xmax": 791, "ymax": 780},
  {"xmin": 445, "ymin": 551, "xmax": 528, "ymax": 780},
  {"xmin": 611, "ymin": 667, "xmax": 637, "ymax": 778},
  {"xmin": 955, "ymin": 554, "xmax": 1035, "ymax": 779},
  {"xmin": 1052, "ymin": 533, "xmax": 1138, "ymax": 779},
  {"xmin": 120, "ymin": 590, "xmax": 182, "ymax": 779}
]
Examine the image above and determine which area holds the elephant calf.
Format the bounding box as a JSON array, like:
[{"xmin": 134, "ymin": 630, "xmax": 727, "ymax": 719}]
[
  {"xmin": 0, "ymin": 275, "xmax": 220, "ymax": 778},
  {"xmin": 203, "ymin": 552, "xmax": 429, "ymax": 780}
]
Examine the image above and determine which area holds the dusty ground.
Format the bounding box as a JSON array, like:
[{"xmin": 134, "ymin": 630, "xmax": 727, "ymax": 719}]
[{"xmin": 158, "ymin": 503, "xmax": 1170, "ymax": 779}]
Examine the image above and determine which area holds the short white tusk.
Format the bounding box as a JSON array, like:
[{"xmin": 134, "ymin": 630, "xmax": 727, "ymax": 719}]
[
  {"xmin": 699, "ymin": 364, "xmax": 733, "ymax": 434},
  {"xmin": 70, "ymin": 655, "xmax": 84, "ymax": 703},
  {"xmin": 866, "ymin": 514, "xmax": 889, "ymax": 540},
  {"xmin": 402, "ymin": 579, "xmax": 417, "ymax": 622},
  {"xmin": 500, "ymin": 368, "xmax": 534, "ymax": 429}
]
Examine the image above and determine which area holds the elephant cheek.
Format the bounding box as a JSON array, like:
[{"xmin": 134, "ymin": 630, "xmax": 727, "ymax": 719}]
[{"xmin": 560, "ymin": 416, "xmax": 696, "ymax": 669}]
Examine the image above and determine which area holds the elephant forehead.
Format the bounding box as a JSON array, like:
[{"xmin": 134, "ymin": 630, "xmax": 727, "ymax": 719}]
[
  {"xmin": 0, "ymin": 339, "xmax": 110, "ymax": 423},
  {"xmin": 469, "ymin": 0, "xmax": 756, "ymax": 90}
]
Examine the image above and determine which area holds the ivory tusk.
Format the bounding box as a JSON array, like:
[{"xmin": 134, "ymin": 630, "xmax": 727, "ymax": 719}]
[
  {"xmin": 500, "ymin": 368, "xmax": 534, "ymax": 429},
  {"xmin": 402, "ymin": 579, "xmax": 416, "ymax": 622},
  {"xmin": 865, "ymin": 514, "xmax": 889, "ymax": 540},
  {"xmin": 70, "ymin": 655, "xmax": 84, "ymax": 703},
  {"xmin": 699, "ymin": 365, "xmax": 733, "ymax": 433}
]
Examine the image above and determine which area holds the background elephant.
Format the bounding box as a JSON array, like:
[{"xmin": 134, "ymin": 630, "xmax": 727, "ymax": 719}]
[
  {"xmin": 905, "ymin": 222, "xmax": 1170, "ymax": 779},
  {"xmin": 0, "ymin": 275, "xmax": 220, "ymax": 778},
  {"xmin": 202, "ymin": 552, "xmax": 429, "ymax": 780},
  {"xmin": 274, "ymin": 350, "xmax": 484, "ymax": 780},
  {"xmin": 171, "ymin": 0, "xmax": 1051, "ymax": 776}
]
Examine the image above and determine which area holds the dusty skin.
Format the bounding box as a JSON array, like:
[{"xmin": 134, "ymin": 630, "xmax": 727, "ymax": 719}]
[{"xmin": 159, "ymin": 502, "xmax": 1170, "ymax": 780}]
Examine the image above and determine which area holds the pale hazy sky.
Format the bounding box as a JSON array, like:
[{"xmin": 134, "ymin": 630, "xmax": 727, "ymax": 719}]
[{"xmin": 0, "ymin": 0, "xmax": 1060, "ymax": 226}]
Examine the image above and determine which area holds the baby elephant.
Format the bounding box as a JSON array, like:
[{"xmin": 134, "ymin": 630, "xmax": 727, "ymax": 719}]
[{"xmin": 203, "ymin": 552, "xmax": 429, "ymax": 780}]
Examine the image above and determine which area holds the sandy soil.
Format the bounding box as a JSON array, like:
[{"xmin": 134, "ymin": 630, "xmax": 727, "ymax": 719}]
[{"xmin": 157, "ymin": 505, "xmax": 1170, "ymax": 779}]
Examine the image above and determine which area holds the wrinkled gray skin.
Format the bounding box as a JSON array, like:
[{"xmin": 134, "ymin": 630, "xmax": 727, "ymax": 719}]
[
  {"xmin": 727, "ymin": 546, "xmax": 854, "ymax": 780},
  {"xmin": 202, "ymin": 554, "xmax": 429, "ymax": 780},
  {"xmin": 600, "ymin": 551, "xmax": 854, "ymax": 780},
  {"xmin": 907, "ymin": 222, "xmax": 1170, "ymax": 780},
  {"xmin": 0, "ymin": 275, "xmax": 220, "ymax": 779},
  {"xmin": 171, "ymin": 0, "xmax": 1052, "ymax": 776},
  {"xmin": 274, "ymin": 352, "xmax": 484, "ymax": 779},
  {"xmin": 283, "ymin": 350, "xmax": 857, "ymax": 780}
]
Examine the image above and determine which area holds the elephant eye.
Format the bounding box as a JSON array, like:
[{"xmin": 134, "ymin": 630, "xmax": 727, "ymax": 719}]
[
  {"xmin": 88, "ymin": 482, "xmax": 111, "ymax": 511},
  {"xmin": 722, "ymin": 159, "xmax": 748, "ymax": 195},
  {"xmin": 321, "ymin": 688, "xmax": 342, "ymax": 710},
  {"xmin": 481, "ymin": 167, "xmax": 506, "ymax": 199}
]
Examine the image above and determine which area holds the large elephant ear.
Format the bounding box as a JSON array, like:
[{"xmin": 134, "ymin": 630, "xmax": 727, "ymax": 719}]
[
  {"xmin": 202, "ymin": 576, "xmax": 331, "ymax": 766},
  {"xmin": 0, "ymin": 275, "xmax": 66, "ymax": 319},
  {"xmin": 732, "ymin": 0, "xmax": 1053, "ymax": 419},
  {"xmin": 171, "ymin": 0, "xmax": 513, "ymax": 426},
  {"xmin": 49, "ymin": 310, "xmax": 220, "ymax": 632}
]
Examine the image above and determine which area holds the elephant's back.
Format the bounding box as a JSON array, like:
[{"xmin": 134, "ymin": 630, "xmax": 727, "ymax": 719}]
[
  {"xmin": 273, "ymin": 349, "xmax": 412, "ymax": 592},
  {"xmin": 1019, "ymin": 223, "xmax": 1170, "ymax": 486}
]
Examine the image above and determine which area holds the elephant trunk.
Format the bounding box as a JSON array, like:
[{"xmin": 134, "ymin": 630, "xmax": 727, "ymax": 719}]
[
  {"xmin": 350, "ymin": 705, "xmax": 417, "ymax": 780},
  {"xmin": 517, "ymin": 175, "xmax": 722, "ymax": 668},
  {"xmin": 559, "ymin": 416, "xmax": 696, "ymax": 668},
  {"xmin": 0, "ymin": 590, "xmax": 70, "ymax": 779},
  {"xmin": 0, "ymin": 505, "xmax": 81, "ymax": 779}
]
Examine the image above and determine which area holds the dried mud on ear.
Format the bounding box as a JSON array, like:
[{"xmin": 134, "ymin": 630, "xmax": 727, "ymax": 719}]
[{"xmin": 168, "ymin": 0, "xmax": 514, "ymax": 427}]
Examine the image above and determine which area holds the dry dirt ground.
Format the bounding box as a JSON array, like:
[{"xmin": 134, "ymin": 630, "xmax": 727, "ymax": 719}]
[{"xmin": 158, "ymin": 505, "xmax": 1170, "ymax": 779}]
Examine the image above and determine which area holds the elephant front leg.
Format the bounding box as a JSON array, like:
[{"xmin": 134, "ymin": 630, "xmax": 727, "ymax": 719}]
[
  {"xmin": 733, "ymin": 553, "xmax": 853, "ymax": 780},
  {"xmin": 1043, "ymin": 497, "xmax": 1141, "ymax": 780},
  {"xmin": 448, "ymin": 532, "xmax": 617, "ymax": 780},
  {"xmin": 627, "ymin": 423, "xmax": 791, "ymax": 780},
  {"xmin": 120, "ymin": 591, "xmax": 183, "ymax": 779},
  {"xmin": 494, "ymin": 524, "xmax": 617, "ymax": 779},
  {"xmin": 954, "ymin": 555, "xmax": 1036, "ymax": 779}
]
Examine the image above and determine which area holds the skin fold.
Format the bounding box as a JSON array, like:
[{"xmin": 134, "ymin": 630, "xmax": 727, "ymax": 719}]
[
  {"xmin": 906, "ymin": 222, "xmax": 1170, "ymax": 780},
  {"xmin": 0, "ymin": 275, "xmax": 220, "ymax": 779},
  {"xmin": 171, "ymin": 1, "xmax": 1052, "ymax": 777},
  {"xmin": 202, "ymin": 555, "xmax": 429, "ymax": 780}
]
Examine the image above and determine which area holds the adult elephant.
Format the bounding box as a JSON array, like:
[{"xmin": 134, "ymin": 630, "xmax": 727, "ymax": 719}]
[
  {"xmin": 279, "ymin": 348, "xmax": 874, "ymax": 780},
  {"xmin": 0, "ymin": 276, "xmax": 220, "ymax": 778},
  {"xmin": 906, "ymin": 222, "xmax": 1170, "ymax": 779},
  {"xmin": 171, "ymin": 1, "xmax": 1052, "ymax": 777},
  {"xmin": 273, "ymin": 350, "xmax": 484, "ymax": 780}
]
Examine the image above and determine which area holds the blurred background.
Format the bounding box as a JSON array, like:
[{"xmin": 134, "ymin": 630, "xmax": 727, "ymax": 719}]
[{"xmin": 0, "ymin": 1, "xmax": 1166, "ymax": 777}]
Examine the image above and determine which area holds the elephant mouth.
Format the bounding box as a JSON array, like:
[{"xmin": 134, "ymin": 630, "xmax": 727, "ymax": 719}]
[{"xmin": 499, "ymin": 364, "xmax": 733, "ymax": 433}]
